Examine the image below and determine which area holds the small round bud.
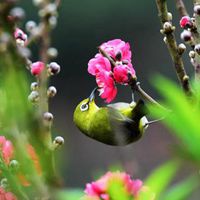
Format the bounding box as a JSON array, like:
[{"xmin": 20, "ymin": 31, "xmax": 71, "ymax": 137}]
[
  {"xmin": 31, "ymin": 61, "xmax": 45, "ymax": 76},
  {"xmin": 28, "ymin": 91, "xmax": 39, "ymax": 102},
  {"xmin": 47, "ymin": 47, "xmax": 58, "ymax": 58},
  {"xmin": 180, "ymin": 16, "xmax": 193, "ymax": 29},
  {"xmin": 178, "ymin": 43, "xmax": 186, "ymax": 55},
  {"xmin": 167, "ymin": 12, "xmax": 172, "ymax": 21},
  {"xmin": 53, "ymin": 136, "xmax": 64, "ymax": 148},
  {"xmin": 163, "ymin": 22, "xmax": 173, "ymax": 33},
  {"xmin": 31, "ymin": 82, "xmax": 38, "ymax": 91},
  {"xmin": 47, "ymin": 62, "xmax": 60, "ymax": 75},
  {"xmin": 194, "ymin": 5, "xmax": 200, "ymax": 15},
  {"xmin": 180, "ymin": 30, "xmax": 192, "ymax": 42},
  {"xmin": 9, "ymin": 7, "xmax": 25, "ymax": 21},
  {"xmin": 9, "ymin": 160, "xmax": 19, "ymax": 171},
  {"xmin": 25, "ymin": 21, "xmax": 37, "ymax": 33},
  {"xmin": 189, "ymin": 50, "xmax": 196, "ymax": 58},
  {"xmin": 195, "ymin": 44, "xmax": 200, "ymax": 55},
  {"xmin": 47, "ymin": 86, "xmax": 57, "ymax": 98},
  {"xmin": 49, "ymin": 16, "xmax": 57, "ymax": 28},
  {"xmin": 14, "ymin": 28, "xmax": 27, "ymax": 47},
  {"xmin": 43, "ymin": 112, "xmax": 54, "ymax": 122}
]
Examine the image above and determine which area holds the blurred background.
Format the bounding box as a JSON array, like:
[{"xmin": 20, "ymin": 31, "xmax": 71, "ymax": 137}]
[{"xmin": 19, "ymin": 0, "xmax": 194, "ymax": 189}]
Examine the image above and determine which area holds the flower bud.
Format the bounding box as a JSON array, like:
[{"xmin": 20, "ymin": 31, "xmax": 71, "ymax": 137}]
[
  {"xmin": 180, "ymin": 30, "xmax": 192, "ymax": 42},
  {"xmin": 180, "ymin": 16, "xmax": 193, "ymax": 29},
  {"xmin": 53, "ymin": 136, "xmax": 64, "ymax": 149},
  {"xmin": 47, "ymin": 86, "xmax": 57, "ymax": 98},
  {"xmin": 49, "ymin": 16, "xmax": 57, "ymax": 28},
  {"xmin": 195, "ymin": 44, "xmax": 200, "ymax": 55},
  {"xmin": 31, "ymin": 61, "xmax": 45, "ymax": 76},
  {"xmin": 178, "ymin": 43, "xmax": 186, "ymax": 55},
  {"xmin": 47, "ymin": 62, "xmax": 60, "ymax": 75},
  {"xmin": 194, "ymin": 5, "xmax": 200, "ymax": 15},
  {"xmin": 25, "ymin": 21, "xmax": 37, "ymax": 33},
  {"xmin": 189, "ymin": 50, "xmax": 196, "ymax": 58},
  {"xmin": 31, "ymin": 82, "xmax": 38, "ymax": 91},
  {"xmin": 14, "ymin": 28, "xmax": 27, "ymax": 47},
  {"xmin": 43, "ymin": 112, "xmax": 54, "ymax": 122},
  {"xmin": 9, "ymin": 7, "xmax": 25, "ymax": 21},
  {"xmin": 163, "ymin": 22, "xmax": 173, "ymax": 33},
  {"xmin": 167, "ymin": 12, "xmax": 172, "ymax": 21},
  {"xmin": 28, "ymin": 91, "xmax": 39, "ymax": 103},
  {"xmin": 47, "ymin": 47, "xmax": 58, "ymax": 58}
]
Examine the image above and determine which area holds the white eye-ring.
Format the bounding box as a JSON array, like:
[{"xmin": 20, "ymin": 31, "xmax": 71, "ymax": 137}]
[{"xmin": 80, "ymin": 103, "xmax": 89, "ymax": 111}]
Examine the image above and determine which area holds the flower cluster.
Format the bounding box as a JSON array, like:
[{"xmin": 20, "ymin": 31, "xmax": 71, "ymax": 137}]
[
  {"xmin": 88, "ymin": 39, "xmax": 136, "ymax": 103},
  {"xmin": 82, "ymin": 171, "xmax": 154, "ymax": 200}
]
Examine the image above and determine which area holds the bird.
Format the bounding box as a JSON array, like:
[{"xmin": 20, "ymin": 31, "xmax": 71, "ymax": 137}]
[{"xmin": 73, "ymin": 88, "xmax": 149, "ymax": 146}]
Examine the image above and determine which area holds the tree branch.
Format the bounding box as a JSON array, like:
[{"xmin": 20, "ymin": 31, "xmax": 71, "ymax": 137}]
[
  {"xmin": 155, "ymin": 0, "xmax": 193, "ymax": 96},
  {"xmin": 175, "ymin": 0, "xmax": 188, "ymax": 17}
]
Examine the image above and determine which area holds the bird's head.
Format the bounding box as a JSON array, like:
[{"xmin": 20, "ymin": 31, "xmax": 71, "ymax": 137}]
[{"xmin": 73, "ymin": 88, "xmax": 99, "ymax": 134}]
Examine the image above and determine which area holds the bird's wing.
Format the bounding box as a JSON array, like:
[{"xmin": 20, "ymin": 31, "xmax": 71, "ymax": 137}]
[{"xmin": 107, "ymin": 107, "xmax": 138, "ymax": 145}]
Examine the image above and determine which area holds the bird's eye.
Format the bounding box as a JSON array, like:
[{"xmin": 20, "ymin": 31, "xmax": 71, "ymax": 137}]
[{"xmin": 80, "ymin": 103, "xmax": 89, "ymax": 111}]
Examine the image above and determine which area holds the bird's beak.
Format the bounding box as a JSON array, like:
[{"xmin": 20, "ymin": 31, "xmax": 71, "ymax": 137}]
[{"xmin": 88, "ymin": 87, "xmax": 98, "ymax": 102}]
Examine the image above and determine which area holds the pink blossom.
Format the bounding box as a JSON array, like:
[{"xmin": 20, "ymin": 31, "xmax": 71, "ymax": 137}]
[
  {"xmin": 87, "ymin": 39, "xmax": 136, "ymax": 103},
  {"xmin": 113, "ymin": 65, "xmax": 136, "ymax": 84},
  {"xmin": 0, "ymin": 136, "xmax": 14, "ymax": 164},
  {"xmin": 180, "ymin": 16, "xmax": 192, "ymax": 28},
  {"xmin": 88, "ymin": 54, "xmax": 111, "ymax": 76},
  {"xmin": 96, "ymin": 71, "xmax": 117, "ymax": 103},
  {"xmin": 31, "ymin": 61, "xmax": 45, "ymax": 76},
  {"xmin": 83, "ymin": 171, "xmax": 143, "ymax": 200},
  {"xmin": 100, "ymin": 39, "xmax": 132, "ymax": 61},
  {"xmin": 0, "ymin": 187, "xmax": 17, "ymax": 200},
  {"xmin": 14, "ymin": 28, "xmax": 27, "ymax": 46}
]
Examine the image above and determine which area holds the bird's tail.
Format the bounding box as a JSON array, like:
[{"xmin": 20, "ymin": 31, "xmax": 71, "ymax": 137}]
[{"xmin": 131, "ymin": 99, "xmax": 148, "ymax": 122}]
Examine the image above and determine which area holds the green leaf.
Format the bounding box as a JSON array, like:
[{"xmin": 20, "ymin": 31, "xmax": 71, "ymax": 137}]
[
  {"xmin": 144, "ymin": 161, "xmax": 179, "ymax": 199},
  {"xmin": 149, "ymin": 76, "xmax": 200, "ymax": 162},
  {"xmin": 161, "ymin": 176, "xmax": 198, "ymax": 200}
]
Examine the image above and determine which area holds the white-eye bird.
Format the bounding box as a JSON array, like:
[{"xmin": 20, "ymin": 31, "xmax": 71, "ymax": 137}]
[{"xmin": 73, "ymin": 88, "xmax": 149, "ymax": 146}]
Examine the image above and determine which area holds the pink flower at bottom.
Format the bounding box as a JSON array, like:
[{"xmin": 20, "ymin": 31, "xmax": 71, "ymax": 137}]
[
  {"xmin": 0, "ymin": 136, "xmax": 14, "ymax": 165},
  {"xmin": 31, "ymin": 61, "xmax": 45, "ymax": 76},
  {"xmin": 96, "ymin": 71, "xmax": 117, "ymax": 103},
  {"xmin": 0, "ymin": 187, "xmax": 17, "ymax": 200},
  {"xmin": 83, "ymin": 171, "xmax": 144, "ymax": 200}
]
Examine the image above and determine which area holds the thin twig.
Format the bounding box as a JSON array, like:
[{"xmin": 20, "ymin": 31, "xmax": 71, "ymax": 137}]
[
  {"xmin": 155, "ymin": 0, "xmax": 193, "ymax": 96},
  {"xmin": 175, "ymin": 0, "xmax": 188, "ymax": 16}
]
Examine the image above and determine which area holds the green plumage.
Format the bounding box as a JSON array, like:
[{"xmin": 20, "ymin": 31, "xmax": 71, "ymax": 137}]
[{"xmin": 73, "ymin": 96, "xmax": 148, "ymax": 146}]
